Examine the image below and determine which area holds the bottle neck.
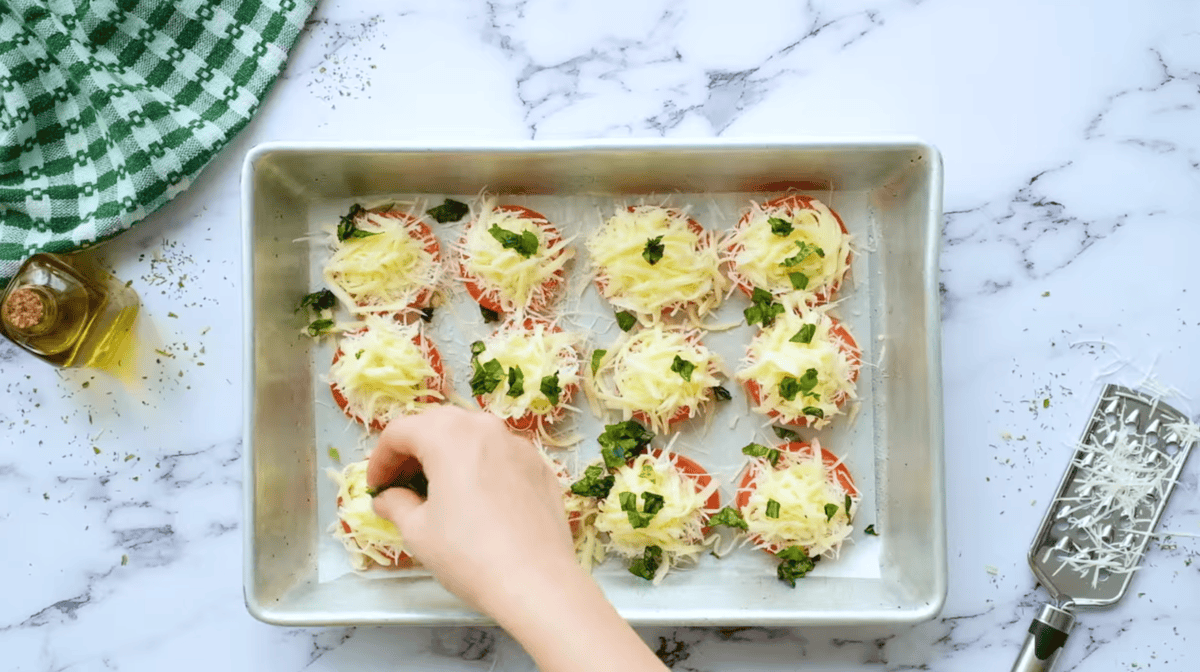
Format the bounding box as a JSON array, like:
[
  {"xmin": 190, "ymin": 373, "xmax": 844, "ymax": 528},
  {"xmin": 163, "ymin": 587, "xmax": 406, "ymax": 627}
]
[{"xmin": 2, "ymin": 286, "xmax": 59, "ymax": 336}]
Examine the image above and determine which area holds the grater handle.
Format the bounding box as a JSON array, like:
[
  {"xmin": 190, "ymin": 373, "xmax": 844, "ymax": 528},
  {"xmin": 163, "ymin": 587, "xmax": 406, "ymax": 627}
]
[{"xmin": 1010, "ymin": 603, "xmax": 1076, "ymax": 672}]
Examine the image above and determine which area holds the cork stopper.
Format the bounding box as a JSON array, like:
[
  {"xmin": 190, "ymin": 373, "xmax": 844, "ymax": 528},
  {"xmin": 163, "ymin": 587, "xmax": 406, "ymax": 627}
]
[{"xmin": 3, "ymin": 287, "xmax": 45, "ymax": 330}]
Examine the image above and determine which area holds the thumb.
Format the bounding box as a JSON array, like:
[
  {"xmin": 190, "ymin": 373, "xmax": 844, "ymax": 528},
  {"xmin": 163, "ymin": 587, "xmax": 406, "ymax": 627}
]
[{"xmin": 373, "ymin": 486, "xmax": 425, "ymax": 536}]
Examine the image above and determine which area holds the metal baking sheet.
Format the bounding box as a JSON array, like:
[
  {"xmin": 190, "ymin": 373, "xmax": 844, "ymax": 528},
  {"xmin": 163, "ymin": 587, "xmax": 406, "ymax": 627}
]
[{"xmin": 241, "ymin": 139, "xmax": 946, "ymax": 626}]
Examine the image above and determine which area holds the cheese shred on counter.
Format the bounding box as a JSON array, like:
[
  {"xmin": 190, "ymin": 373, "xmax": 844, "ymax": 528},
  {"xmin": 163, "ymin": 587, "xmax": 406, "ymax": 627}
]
[
  {"xmin": 328, "ymin": 460, "xmax": 409, "ymax": 570},
  {"xmin": 736, "ymin": 303, "xmax": 859, "ymax": 428},
  {"xmin": 587, "ymin": 206, "xmax": 728, "ymax": 318},
  {"xmin": 474, "ymin": 322, "xmax": 582, "ymax": 422},
  {"xmin": 593, "ymin": 325, "xmax": 723, "ymax": 433},
  {"xmin": 459, "ymin": 199, "xmax": 573, "ymax": 314},
  {"xmin": 725, "ymin": 197, "xmax": 851, "ymax": 302},
  {"xmin": 329, "ymin": 315, "xmax": 444, "ymax": 426},
  {"xmin": 741, "ymin": 442, "xmax": 857, "ymax": 558},
  {"xmin": 594, "ymin": 453, "xmax": 718, "ymax": 575},
  {"xmin": 324, "ymin": 209, "xmax": 442, "ymax": 315}
]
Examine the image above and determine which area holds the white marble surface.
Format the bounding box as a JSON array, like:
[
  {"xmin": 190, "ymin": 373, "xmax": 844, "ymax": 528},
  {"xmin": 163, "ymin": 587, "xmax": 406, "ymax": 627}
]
[{"xmin": 2, "ymin": 0, "xmax": 1199, "ymax": 669}]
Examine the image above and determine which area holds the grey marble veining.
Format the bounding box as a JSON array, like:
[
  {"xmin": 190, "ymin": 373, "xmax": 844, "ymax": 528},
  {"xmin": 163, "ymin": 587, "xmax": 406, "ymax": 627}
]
[{"xmin": 2, "ymin": 1, "xmax": 1198, "ymax": 670}]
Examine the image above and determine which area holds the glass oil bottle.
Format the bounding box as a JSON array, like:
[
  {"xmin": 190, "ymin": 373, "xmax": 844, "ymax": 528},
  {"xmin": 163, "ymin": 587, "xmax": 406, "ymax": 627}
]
[{"xmin": 1, "ymin": 253, "xmax": 140, "ymax": 374}]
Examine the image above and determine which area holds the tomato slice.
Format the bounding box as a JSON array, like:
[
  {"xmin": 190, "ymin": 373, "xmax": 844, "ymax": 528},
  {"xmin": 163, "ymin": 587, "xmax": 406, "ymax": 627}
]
[
  {"xmin": 346, "ymin": 210, "xmax": 440, "ymax": 313},
  {"xmin": 335, "ymin": 495, "xmax": 415, "ymax": 568},
  {"xmin": 728, "ymin": 194, "xmax": 851, "ymax": 305},
  {"xmin": 471, "ymin": 318, "xmax": 579, "ymax": 431},
  {"xmin": 734, "ymin": 441, "xmax": 857, "ymax": 555},
  {"xmin": 743, "ymin": 316, "xmax": 860, "ymax": 428},
  {"xmin": 330, "ymin": 331, "xmax": 445, "ymax": 431},
  {"xmin": 461, "ymin": 204, "xmax": 566, "ymax": 316},
  {"xmin": 593, "ymin": 208, "xmax": 710, "ymax": 317}
]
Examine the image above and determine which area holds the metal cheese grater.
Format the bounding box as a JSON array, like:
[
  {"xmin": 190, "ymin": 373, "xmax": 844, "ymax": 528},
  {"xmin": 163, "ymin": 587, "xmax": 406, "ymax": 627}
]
[{"xmin": 1011, "ymin": 384, "xmax": 1197, "ymax": 672}]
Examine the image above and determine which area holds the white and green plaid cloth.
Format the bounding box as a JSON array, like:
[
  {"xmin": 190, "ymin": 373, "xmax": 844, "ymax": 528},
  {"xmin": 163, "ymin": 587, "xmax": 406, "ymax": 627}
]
[{"xmin": 0, "ymin": 0, "xmax": 315, "ymax": 281}]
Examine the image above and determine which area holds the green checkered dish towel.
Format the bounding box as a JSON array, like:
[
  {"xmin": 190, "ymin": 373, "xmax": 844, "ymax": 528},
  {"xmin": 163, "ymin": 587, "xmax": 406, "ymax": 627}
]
[{"xmin": 0, "ymin": 0, "xmax": 316, "ymax": 282}]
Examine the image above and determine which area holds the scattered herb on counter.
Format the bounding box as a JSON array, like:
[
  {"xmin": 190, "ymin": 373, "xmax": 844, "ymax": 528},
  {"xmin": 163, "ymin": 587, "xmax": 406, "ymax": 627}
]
[
  {"xmin": 154, "ymin": 349, "xmax": 173, "ymax": 358},
  {"xmin": 616, "ymin": 311, "xmax": 637, "ymax": 332},
  {"xmin": 540, "ymin": 373, "xmax": 561, "ymax": 405},
  {"xmin": 506, "ymin": 366, "xmax": 525, "ymax": 398},
  {"xmin": 81, "ymin": 381, "xmax": 89, "ymax": 389},
  {"xmin": 710, "ymin": 506, "xmax": 748, "ymax": 530},
  {"xmin": 570, "ymin": 464, "xmax": 615, "ymax": 498},
  {"xmin": 426, "ymin": 198, "xmax": 469, "ymax": 223},
  {"xmin": 591, "ymin": 349, "xmax": 607, "ymax": 375},
  {"xmin": 768, "ymin": 217, "xmax": 793, "ymax": 236},
  {"xmin": 790, "ymin": 323, "xmax": 816, "ymax": 344},
  {"xmin": 93, "ymin": 447, "xmax": 101, "ymax": 455},
  {"xmin": 742, "ymin": 442, "xmax": 781, "ymax": 466},
  {"xmin": 1042, "ymin": 291, "xmax": 1050, "ymax": 297},
  {"xmin": 124, "ymin": 454, "xmax": 135, "ymax": 462},
  {"xmin": 489, "ymin": 224, "xmax": 538, "ymax": 257},
  {"xmin": 337, "ymin": 204, "xmax": 379, "ymax": 242},
  {"xmin": 629, "ymin": 545, "xmax": 663, "ymax": 581},
  {"xmin": 167, "ymin": 312, "xmax": 178, "ymax": 318},
  {"xmin": 307, "ymin": 319, "xmax": 334, "ymax": 337},
  {"xmin": 1043, "ymin": 398, "xmax": 1050, "ymax": 408},
  {"xmin": 670, "ymin": 356, "xmax": 695, "ymax": 382},
  {"xmin": 642, "ymin": 236, "xmax": 665, "ymax": 265},
  {"xmin": 480, "ymin": 305, "xmax": 501, "ymax": 323},
  {"xmin": 298, "ymin": 289, "xmax": 337, "ymax": 313},
  {"xmin": 711, "ymin": 385, "xmax": 732, "ymax": 401},
  {"xmin": 864, "ymin": 524, "xmax": 879, "ymax": 536},
  {"xmin": 776, "ymin": 546, "xmax": 815, "ymax": 587},
  {"xmin": 744, "ymin": 287, "xmax": 784, "ymax": 328},
  {"xmin": 121, "ymin": 554, "xmax": 129, "ymax": 566}
]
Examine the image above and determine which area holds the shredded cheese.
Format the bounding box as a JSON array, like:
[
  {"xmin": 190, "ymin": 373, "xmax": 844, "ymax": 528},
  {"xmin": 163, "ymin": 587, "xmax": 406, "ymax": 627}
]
[
  {"xmin": 741, "ymin": 442, "xmax": 857, "ymax": 557},
  {"xmin": 724, "ymin": 197, "xmax": 851, "ymax": 302},
  {"xmin": 328, "ymin": 460, "xmax": 408, "ymax": 570},
  {"xmin": 324, "ymin": 209, "xmax": 442, "ymax": 315},
  {"xmin": 328, "ymin": 315, "xmax": 444, "ymax": 426},
  {"xmin": 593, "ymin": 453, "xmax": 718, "ymax": 573},
  {"xmin": 736, "ymin": 302, "xmax": 859, "ymax": 428},
  {"xmin": 473, "ymin": 322, "xmax": 582, "ymax": 422},
  {"xmin": 586, "ymin": 206, "xmax": 728, "ymax": 318},
  {"xmin": 459, "ymin": 199, "xmax": 574, "ymax": 314},
  {"xmin": 593, "ymin": 324, "xmax": 724, "ymax": 433}
]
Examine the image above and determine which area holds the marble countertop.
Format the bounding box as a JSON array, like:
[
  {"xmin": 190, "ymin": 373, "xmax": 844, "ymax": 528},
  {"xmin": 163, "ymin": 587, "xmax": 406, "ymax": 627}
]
[{"xmin": 3, "ymin": 1, "xmax": 1198, "ymax": 670}]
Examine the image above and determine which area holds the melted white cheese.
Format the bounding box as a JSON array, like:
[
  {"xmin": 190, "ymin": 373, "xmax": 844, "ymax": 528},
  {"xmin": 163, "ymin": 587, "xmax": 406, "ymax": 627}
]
[
  {"xmin": 474, "ymin": 322, "xmax": 582, "ymax": 421},
  {"xmin": 328, "ymin": 315, "xmax": 444, "ymax": 425},
  {"xmin": 736, "ymin": 303, "xmax": 859, "ymax": 428},
  {"xmin": 324, "ymin": 210, "xmax": 442, "ymax": 315},
  {"xmin": 460, "ymin": 199, "xmax": 574, "ymax": 313},
  {"xmin": 724, "ymin": 197, "xmax": 851, "ymax": 302},
  {"xmin": 327, "ymin": 460, "xmax": 408, "ymax": 570},
  {"xmin": 593, "ymin": 324, "xmax": 724, "ymax": 433},
  {"xmin": 741, "ymin": 442, "xmax": 857, "ymax": 558},
  {"xmin": 586, "ymin": 206, "xmax": 727, "ymax": 317}
]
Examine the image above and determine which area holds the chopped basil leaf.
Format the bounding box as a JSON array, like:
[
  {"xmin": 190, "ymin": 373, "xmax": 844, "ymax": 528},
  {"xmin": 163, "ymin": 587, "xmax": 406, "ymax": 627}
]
[
  {"xmin": 744, "ymin": 287, "xmax": 785, "ymax": 327},
  {"xmin": 591, "ymin": 349, "xmax": 607, "ymax": 375},
  {"xmin": 540, "ymin": 373, "xmax": 561, "ymax": 406},
  {"xmin": 426, "ymin": 198, "xmax": 469, "ymax": 223},
  {"xmin": 470, "ymin": 340, "xmax": 486, "ymax": 356},
  {"xmin": 616, "ymin": 310, "xmax": 637, "ymax": 332},
  {"xmin": 742, "ymin": 442, "xmax": 781, "ymax": 466},
  {"xmin": 772, "ymin": 426, "xmax": 799, "ymax": 441},
  {"xmin": 488, "ymin": 224, "xmax": 539, "ymax": 257},
  {"xmin": 419, "ymin": 306, "xmax": 435, "ymax": 323},
  {"xmin": 711, "ymin": 385, "xmax": 732, "ymax": 401},
  {"xmin": 628, "ymin": 545, "xmax": 663, "ymax": 581},
  {"xmin": 709, "ymin": 506, "xmax": 748, "ymax": 530},
  {"xmin": 480, "ymin": 305, "xmax": 501, "ymax": 323},
  {"xmin": 336, "ymin": 204, "xmax": 379, "ymax": 242},
  {"xmin": 670, "ymin": 355, "xmax": 695, "ymax": 382},
  {"xmin": 802, "ymin": 406, "xmax": 825, "ymax": 419},
  {"xmin": 619, "ymin": 490, "xmax": 637, "ymax": 511},
  {"xmin": 366, "ymin": 486, "xmax": 380, "ymax": 498},
  {"xmin": 766, "ymin": 499, "xmax": 781, "ymax": 519},
  {"xmin": 790, "ymin": 323, "xmax": 816, "ymax": 344},
  {"xmin": 328, "ymin": 447, "xmax": 341, "ymax": 463},
  {"xmin": 779, "ymin": 376, "xmax": 800, "ymax": 402},
  {"xmin": 776, "ymin": 546, "xmax": 816, "ymax": 587},
  {"xmin": 864, "ymin": 524, "xmax": 879, "ymax": 536},
  {"xmin": 298, "ymin": 289, "xmax": 336, "ymax": 313},
  {"xmin": 641, "ymin": 491, "xmax": 665, "ymax": 515},
  {"xmin": 470, "ymin": 359, "xmax": 504, "ymax": 395},
  {"xmin": 844, "ymin": 493, "xmax": 852, "ymax": 517},
  {"xmin": 788, "ymin": 271, "xmax": 809, "ymax": 290},
  {"xmin": 506, "ymin": 366, "xmax": 525, "ymax": 397},
  {"xmin": 307, "ymin": 319, "xmax": 334, "ymax": 337},
  {"xmin": 570, "ymin": 464, "xmax": 615, "ymax": 498},
  {"xmin": 798, "ymin": 368, "xmax": 819, "ymax": 399},
  {"xmin": 598, "ymin": 420, "xmax": 654, "ymax": 470},
  {"xmin": 642, "ymin": 235, "xmax": 664, "ymax": 265},
  {"xmin": 781, "ymin": 241, "xmax": 824, "ymax": 267},
  {"xmin": 768, "ymin": 217, "xmax": 793, "ymax": 236},
  {"xmin": 824, "ymin": 503, "xmax": 838, "ymax": 522},
  {"xmin": 354, "ymin": 349, "xmax": 364, "ymax": 359}
]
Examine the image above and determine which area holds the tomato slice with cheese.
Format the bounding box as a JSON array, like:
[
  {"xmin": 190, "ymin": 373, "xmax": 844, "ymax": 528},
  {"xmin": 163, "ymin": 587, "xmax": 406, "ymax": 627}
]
[
  {"xmin": 738, "ymin": 308, "xmax": 860, "ymax": 429},
  {"xmin": 735, "ymin": 441, "xmax": 858, "ymax": 557},
  {"xmin": 324, "ymin": 208, "xmax": 442, "ymax": 316},
  {"xmin": 329, "ymin": 460, "xmax": 415, "ymax": 569},
  {"xmin": 460, "ymin": 203, "xmax": 572, "ymax": 316},
  {"xmin": 588, "ymin": 206, "xmax": 728, "ymax": 319},
  {"xmin": 328, "ymin": 316, "xmax": 446, "ymax": 431},
  {"xmin": 469, "ymin": 318, "xmax": 582, "ymax": 432},
  {"xmin": 724, "ymin": 194, "xmax": 851, "ymax": 306}
]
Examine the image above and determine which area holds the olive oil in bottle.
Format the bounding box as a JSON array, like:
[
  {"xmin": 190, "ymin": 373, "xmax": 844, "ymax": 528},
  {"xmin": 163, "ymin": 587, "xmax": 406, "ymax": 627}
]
[{"xmin": 1, "ymin": 253, "xmax": 139, "ymax": 374}]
